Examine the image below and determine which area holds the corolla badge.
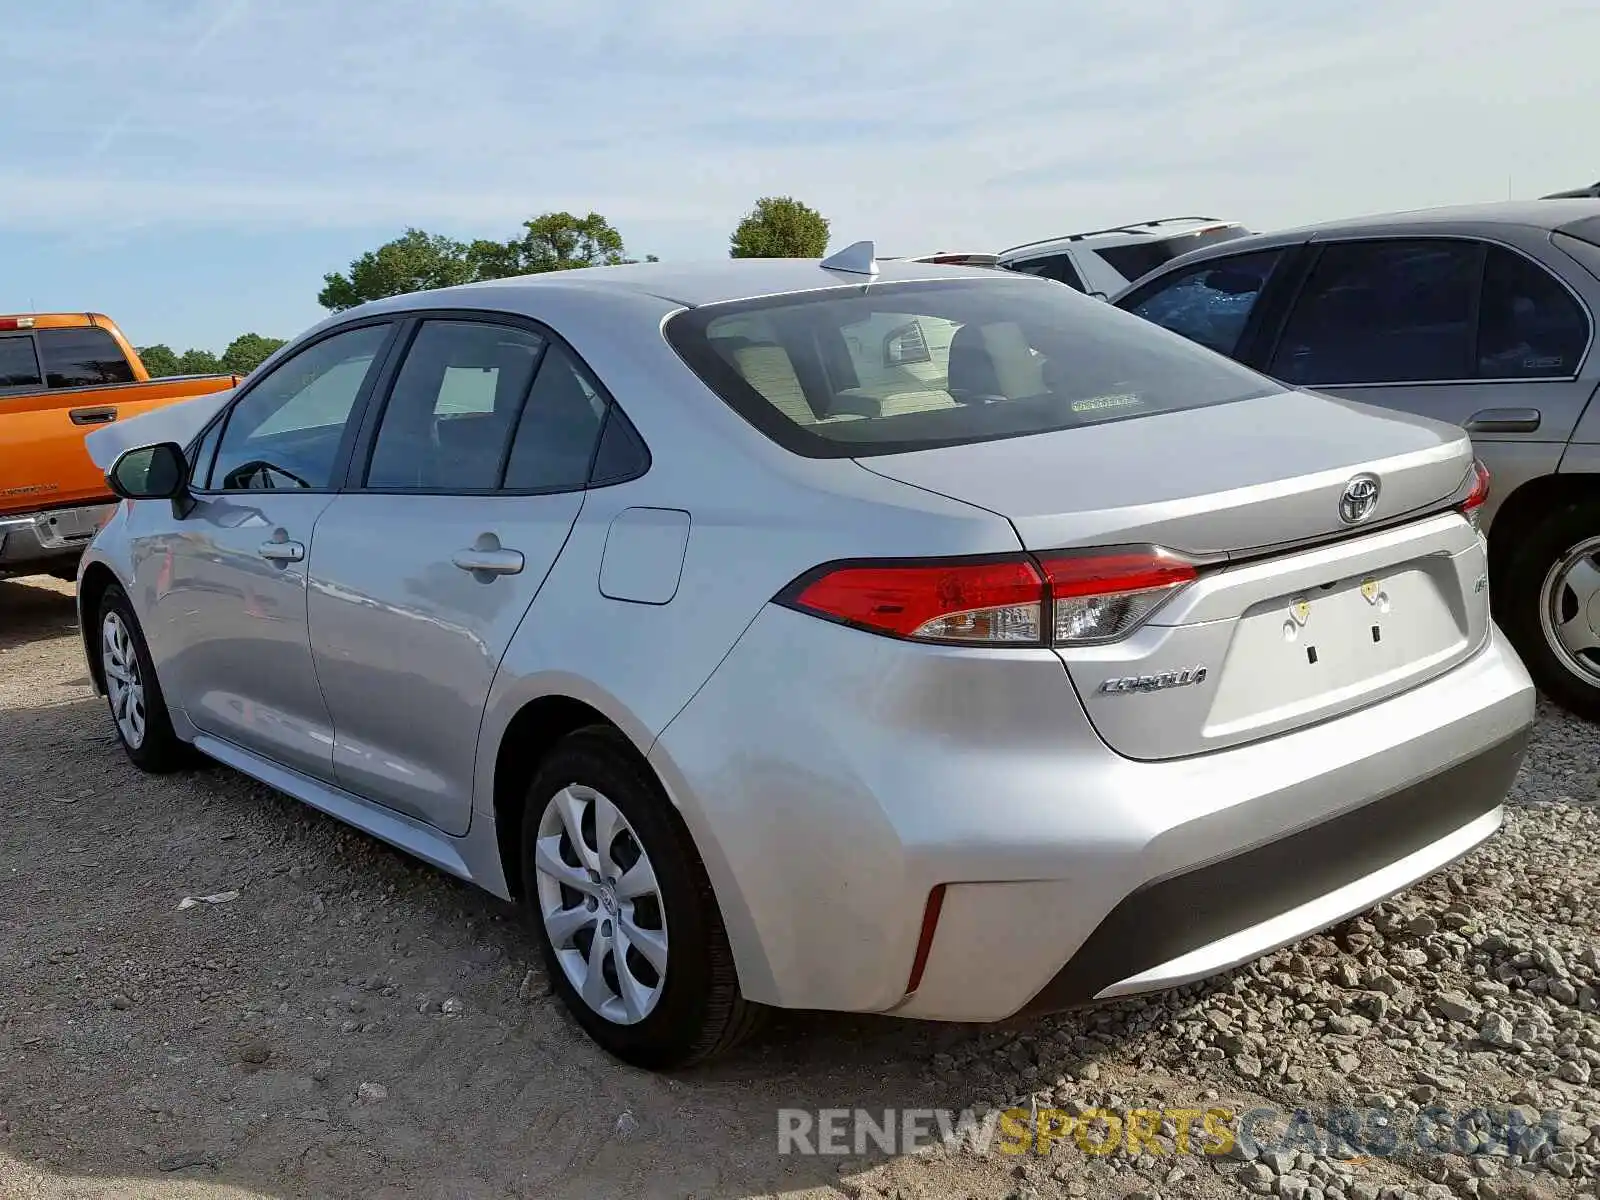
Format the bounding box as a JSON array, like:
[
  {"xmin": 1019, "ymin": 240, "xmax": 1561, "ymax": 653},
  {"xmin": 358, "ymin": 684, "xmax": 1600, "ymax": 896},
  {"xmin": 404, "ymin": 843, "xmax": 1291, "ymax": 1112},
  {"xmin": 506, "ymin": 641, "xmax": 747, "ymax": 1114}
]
[
  {"xmin": 1339, "ymin": 474, "xmax": 1381, "ymax": 525},
  {"xmin": 1098, "ymin": 666, "xmax": 1209, "ymax": 695}
]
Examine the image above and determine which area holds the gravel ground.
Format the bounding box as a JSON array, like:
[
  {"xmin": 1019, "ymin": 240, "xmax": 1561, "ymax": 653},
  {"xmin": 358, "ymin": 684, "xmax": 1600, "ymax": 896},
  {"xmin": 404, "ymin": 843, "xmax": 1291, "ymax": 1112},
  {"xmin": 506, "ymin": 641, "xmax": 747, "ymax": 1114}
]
[{"xmin": 1, "ymin": 574, "xmax": 1596, "ymax": 1200}]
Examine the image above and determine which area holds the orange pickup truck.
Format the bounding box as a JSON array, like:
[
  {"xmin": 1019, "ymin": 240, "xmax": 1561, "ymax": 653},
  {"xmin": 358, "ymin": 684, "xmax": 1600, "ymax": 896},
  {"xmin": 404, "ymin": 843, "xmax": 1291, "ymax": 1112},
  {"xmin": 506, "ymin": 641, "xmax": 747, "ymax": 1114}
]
[{"xmin": 1, "ymin": 313, "xmax": 239, "ymax": 579}]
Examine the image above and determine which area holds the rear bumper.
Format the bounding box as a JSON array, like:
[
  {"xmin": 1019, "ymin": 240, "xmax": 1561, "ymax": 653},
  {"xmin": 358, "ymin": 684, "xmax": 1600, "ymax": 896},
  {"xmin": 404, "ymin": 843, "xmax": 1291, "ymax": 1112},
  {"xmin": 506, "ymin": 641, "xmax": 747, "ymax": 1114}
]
[
  {"xmin": 652, "ymin": 605, "xmax": 1535, "ymax": 1020},
  {"xmin": 1015, "ymin": 731, "xmax": 1522, "ymax": 1014},
  {"xmin": 0, "ymin": 503, "xmax": 114, "ymax": 571}
]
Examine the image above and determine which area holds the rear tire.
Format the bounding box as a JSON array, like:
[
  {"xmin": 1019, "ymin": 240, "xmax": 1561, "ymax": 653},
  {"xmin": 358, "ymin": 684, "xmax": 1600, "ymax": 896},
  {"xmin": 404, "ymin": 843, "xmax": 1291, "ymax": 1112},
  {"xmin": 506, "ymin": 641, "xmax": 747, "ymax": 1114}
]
[
  {"xmin": 520, "ymin": 726, "xmax": 762, "ymax": 1069},
  {"xmin": 97, "ymin": 584, "xmax": 192, "ymax": 773},
  {"xmin": 1499, "ymin": 498, "xmax": 1600, "ymax": 722}
]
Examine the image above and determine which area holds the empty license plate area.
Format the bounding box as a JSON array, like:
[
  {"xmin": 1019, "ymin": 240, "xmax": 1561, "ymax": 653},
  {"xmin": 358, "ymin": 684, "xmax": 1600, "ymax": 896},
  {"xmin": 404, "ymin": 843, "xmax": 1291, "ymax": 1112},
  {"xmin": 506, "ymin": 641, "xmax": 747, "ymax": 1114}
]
[{"xmin": 1204, "ymin": 560, "xmax": 1470, "ymax": 740}]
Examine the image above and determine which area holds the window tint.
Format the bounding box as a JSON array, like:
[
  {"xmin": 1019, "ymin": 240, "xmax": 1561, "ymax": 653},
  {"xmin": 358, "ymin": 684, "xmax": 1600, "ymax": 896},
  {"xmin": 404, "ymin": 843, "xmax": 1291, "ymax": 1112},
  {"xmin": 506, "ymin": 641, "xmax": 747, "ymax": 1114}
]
[
  {"xmin": 1270, "ymin": 240, "xmax": 1481, "ymax": 385},
  {"xmin": 665, "ymin": 277, "xmax": 1278, "ymax": 458},
  {"xmin": 366, "ymin": 321, "xmax": 546, "ymax": 491},
  {"xmin": 188, "ymin": 417, "xmax": 224, "ymax": 489},
  {"xmin": 1478, "ymin": 246, "xmax": 1589, "ymax": 378},
  {"xmin": 1007, "ymin": 254, "xmax": 1086, "ymax": 292},
  {"xmin": 211, "ymin": 324, "xmax": 389, "ymax": 491},
  {"xmin": 1123, "ymin": 250, "xmax": 1284, "ymax": 357},
  {"xmin": 37, "ymin": 327, "xmax": 135, "ymax": 388},
  {"xmin": 589, "ymin": 407, "xmax": 650, "ymax": 485},
  {"xmin": 0, "ymin": 336, "xmax": 42, "ymax": 391},
  {"xmin": 502, "ymin": 344, "xmax": 609, "ymax": 491},
  {"xmin": 1095, "ymin": 227, "xmax": 1250, "ymax": 286}
]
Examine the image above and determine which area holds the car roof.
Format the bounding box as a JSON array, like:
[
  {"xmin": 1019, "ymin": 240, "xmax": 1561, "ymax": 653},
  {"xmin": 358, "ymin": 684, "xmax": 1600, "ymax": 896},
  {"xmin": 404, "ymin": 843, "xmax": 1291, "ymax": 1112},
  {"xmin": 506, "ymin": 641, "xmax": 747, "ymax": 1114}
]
[
  {"xmin": 1168, "ymin": 200, "xmax": 1600, "ymax": 257},
  {"xmin": 998, "ymin": 218, "xmax": 1243, "ymax": 261},
  {"xmin": 386, "ymin": 256, "xmax": 1009, "ymax": 313},
  {"xmin": 1105, "ymin": 200, "xmax": 1600, "ymax": 299}
]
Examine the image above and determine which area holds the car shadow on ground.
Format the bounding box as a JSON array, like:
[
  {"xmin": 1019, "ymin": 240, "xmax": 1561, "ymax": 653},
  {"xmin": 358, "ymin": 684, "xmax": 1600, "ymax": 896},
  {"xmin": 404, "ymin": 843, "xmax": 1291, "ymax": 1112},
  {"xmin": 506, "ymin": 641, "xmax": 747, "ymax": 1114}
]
[
  {"xmin": 0, "ymin": 674, "xmax": 1241, "ymax": 1200},
  {"xmin": 0, "ymin": 576, "xmax": 80, "ymax": 652}
]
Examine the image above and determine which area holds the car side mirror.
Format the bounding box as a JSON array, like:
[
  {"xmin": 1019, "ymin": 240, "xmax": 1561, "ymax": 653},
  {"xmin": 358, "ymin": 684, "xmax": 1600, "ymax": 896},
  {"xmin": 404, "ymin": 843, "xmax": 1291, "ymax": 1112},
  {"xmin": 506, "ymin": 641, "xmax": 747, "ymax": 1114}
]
[{"xmin": 108, "ymin": 442, "xmax": 187, "ymax": 502}]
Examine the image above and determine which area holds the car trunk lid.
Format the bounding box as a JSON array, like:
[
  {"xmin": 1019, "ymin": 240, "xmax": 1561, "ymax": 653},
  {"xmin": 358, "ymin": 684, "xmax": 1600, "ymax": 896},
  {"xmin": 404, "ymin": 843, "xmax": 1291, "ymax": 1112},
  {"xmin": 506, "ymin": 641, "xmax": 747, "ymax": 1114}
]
[{"xmin": 858, "ymin": 389, "xmax": 1488, "ymax": 758}]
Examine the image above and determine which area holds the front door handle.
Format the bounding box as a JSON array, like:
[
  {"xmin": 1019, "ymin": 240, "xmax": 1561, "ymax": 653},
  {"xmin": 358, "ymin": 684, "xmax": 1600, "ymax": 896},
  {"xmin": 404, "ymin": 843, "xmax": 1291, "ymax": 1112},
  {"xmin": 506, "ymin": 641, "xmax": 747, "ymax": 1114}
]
[
  {"xmin": 258, "ymin": 540, "xmax": 305, "ymax": 563},
  {"xmin": 452, "ymin": 547, "xmax": 525, "ymax": 576},
  {"xmin": 1465, "ymin": 407, "xmax": 1541, "ymax": 434},
  {"xmin": 69, "ymin": 406, "xmax": 118, "ymax": 426}
]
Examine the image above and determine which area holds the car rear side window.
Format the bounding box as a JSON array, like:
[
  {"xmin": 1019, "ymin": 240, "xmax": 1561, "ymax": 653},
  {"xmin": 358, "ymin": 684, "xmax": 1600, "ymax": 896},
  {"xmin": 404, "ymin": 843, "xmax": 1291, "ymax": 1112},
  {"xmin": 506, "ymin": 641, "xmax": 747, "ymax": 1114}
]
[
  {"xmin": 1006, "ymin": 254, "xmax": 1087, "ymax": 293},
  {"xmin": 0, "ymin": 335, "xmax": 42, "ymax": 391},
  {"xmin": 366, "ymin": 320, "xmax": 547, "ymax": 491},
  {"xmin": 1477, "ymin": 246, "xmax": 1589, "ymax": 378},
  {"xmin": 37, "ymin": 327, "xmax": 136, "ymax": 388},
  {"xmin": 502, "ymin": 344, "xmax": 610, "ymax": 491},
  {"xmin": 1122, "ymin": 249, "xmax": 1285, "ymax": 357},
  {"xmin": 664, "ymin": 277, "xmax": 1278, "ymax": 459},
  {"xmin": 1096, "ymin": 227, "xmax": 1248, "ymax": 285},
  {"xmin": 1269, "ymin": 240, "xmax": 1481, "ymax": 385}
]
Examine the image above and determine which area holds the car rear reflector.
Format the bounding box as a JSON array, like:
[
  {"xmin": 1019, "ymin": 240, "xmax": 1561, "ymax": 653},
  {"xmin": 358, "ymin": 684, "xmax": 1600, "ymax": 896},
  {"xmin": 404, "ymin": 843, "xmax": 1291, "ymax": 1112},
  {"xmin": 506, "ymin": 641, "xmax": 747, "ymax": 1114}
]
[{"xmin": 779, "ymin": 548, "xmax": 1199, "ymax": 647}]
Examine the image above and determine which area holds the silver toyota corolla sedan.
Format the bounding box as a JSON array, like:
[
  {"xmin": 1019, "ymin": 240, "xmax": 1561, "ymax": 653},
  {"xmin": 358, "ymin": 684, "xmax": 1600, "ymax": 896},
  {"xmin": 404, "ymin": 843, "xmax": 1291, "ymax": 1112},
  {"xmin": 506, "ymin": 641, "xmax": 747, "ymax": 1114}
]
[{"xmin": 78, "ymin": 248, "xmax": 1535, "ymax": 1069}]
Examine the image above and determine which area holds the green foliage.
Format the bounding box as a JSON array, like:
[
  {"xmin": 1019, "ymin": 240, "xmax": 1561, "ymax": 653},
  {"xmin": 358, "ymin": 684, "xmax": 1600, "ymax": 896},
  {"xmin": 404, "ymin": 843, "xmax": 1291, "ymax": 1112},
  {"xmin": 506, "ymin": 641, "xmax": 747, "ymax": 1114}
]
[
  {"xmin": 136, "ymin": 344, "xmax": 179, "ymax": 377},
  {"xmin": 729, "ymin": 196, "xmax": 830, "ymax": 258},
  {"xmin": 318, "ymin": 213, "xmax": 648, "ymax": 309},
  {"xmin": 220, "ymin": 332, "xmax": 288, "ymax": 376},
  {"xmin": 175, "ymin": 348, "xmax": 223, "ymax": 376},
  {"xmin": 317, "ymin": 228, "xmax": 477, "ymax": 312}
]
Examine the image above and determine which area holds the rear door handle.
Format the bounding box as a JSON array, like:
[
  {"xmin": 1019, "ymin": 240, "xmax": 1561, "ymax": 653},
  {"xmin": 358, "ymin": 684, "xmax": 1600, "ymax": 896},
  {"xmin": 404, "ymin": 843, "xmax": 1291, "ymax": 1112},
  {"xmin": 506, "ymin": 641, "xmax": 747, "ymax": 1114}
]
[
  {"xmin": 452, "ymin": 547, "xmax": 525, "ymax": 576},
  {"xmin": 258, "ymin": 540, "xmax": 305, "ymax": 563},
  {"xmin": 1465, "ymin": 407, "xmax": 1541, "ymax": 434},
  {"xmin": 69, "ymin": 406, "xmax": 118, "ymax": 426}
]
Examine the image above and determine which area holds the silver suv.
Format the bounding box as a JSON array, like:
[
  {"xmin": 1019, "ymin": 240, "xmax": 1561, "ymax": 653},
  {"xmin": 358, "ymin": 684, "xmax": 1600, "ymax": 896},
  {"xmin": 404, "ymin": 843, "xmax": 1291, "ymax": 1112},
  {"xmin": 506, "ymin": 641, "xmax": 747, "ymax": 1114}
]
[
  {"xmin": 1114, "ymin": 200, "xmax": 1600, "ymax": 719},
  {"xmin": 996, "ymin": 217, "xmax": 1251, "ymax": 298}
]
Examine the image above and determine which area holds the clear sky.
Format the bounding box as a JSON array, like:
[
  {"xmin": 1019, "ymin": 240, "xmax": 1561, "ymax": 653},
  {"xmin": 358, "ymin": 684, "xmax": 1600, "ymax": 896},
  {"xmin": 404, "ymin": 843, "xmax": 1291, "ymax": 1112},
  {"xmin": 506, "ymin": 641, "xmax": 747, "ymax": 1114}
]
[{"xmin": 4, "ymin": 0, "xmax": 1598, "ymax": 353}]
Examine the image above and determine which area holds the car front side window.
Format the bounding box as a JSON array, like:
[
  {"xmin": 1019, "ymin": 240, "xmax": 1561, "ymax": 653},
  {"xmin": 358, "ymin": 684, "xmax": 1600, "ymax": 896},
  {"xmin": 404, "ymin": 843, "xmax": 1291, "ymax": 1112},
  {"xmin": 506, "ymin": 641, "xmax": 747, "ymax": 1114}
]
[
  {"xmin": 210, "ymin": 323, "xmax": 391, "ymax": 492},
  {"xmin": 1123, "ymin": 249, "xmax": 1286, "ymax": 357}
]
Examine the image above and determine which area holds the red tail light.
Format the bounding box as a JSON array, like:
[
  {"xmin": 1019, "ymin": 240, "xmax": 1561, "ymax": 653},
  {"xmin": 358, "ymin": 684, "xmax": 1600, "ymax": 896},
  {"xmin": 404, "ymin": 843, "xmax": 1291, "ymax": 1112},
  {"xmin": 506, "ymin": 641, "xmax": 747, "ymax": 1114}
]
[
  {"xmin": 1461, "ymin": 459, "xmax": 1490, "ymax": 528},
  {"xmin": 780, "ymin": 548, "xmax": 1198, "ymax": 647}
]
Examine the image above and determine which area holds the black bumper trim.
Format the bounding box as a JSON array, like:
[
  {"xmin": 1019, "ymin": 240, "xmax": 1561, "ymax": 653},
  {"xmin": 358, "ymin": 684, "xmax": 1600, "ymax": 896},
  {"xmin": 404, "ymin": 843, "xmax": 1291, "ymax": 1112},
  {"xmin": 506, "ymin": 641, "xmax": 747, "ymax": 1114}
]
[{"xmin": 1016, "ymin": 729, "xmax": 1529, "ymax": 1016}]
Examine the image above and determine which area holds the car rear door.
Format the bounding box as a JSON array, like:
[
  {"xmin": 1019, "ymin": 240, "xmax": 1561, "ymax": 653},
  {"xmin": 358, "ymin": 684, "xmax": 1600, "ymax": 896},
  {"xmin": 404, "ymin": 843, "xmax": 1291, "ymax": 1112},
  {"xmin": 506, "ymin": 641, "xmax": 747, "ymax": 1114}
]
[
  {"xmin": 306, "ymin": 314, "xmax": 623, "ymax": 836},
  {"xmin": 1256, "ymin": 233, "xmax": 1600, "ymax": 522}
]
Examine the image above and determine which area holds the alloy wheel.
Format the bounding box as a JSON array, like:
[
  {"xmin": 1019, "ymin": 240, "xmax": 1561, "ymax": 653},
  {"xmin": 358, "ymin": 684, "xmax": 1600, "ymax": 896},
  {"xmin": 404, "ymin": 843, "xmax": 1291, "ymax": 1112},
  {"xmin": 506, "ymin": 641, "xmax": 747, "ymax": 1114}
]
[
  {"xmin": 532, "ymin": 784, "xmax": 669, "ymax": 1025},
  {"xmin": 1539, "ymin": 534, "xmax": 1600, "ymax": 687},
  {"xmin": 101, "ymin": 611, "xmax": 147, "ymax": 749}
]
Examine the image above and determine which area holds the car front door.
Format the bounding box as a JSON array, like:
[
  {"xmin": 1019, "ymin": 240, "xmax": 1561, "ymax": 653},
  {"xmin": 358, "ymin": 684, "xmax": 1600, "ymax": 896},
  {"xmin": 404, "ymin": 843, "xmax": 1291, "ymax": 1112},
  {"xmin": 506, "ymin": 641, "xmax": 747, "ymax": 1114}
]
[
  {"xmin": 1259, "ymin": 235, "xmax": 1599, "ymax": 521},
  {"xmin": 306, "ymin": 316, "xmax": 618, "ymax": 835},
  {"xmin": 141, "ymin": 321, "xmax": 397, "ymax": 781}
]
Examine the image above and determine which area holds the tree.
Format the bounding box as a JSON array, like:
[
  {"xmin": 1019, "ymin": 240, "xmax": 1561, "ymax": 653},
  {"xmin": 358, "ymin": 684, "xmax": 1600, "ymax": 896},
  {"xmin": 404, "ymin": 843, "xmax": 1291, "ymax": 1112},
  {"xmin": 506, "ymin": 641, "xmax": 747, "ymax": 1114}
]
[
  {"xmin": 137, "ymin": 344, "xmax": 180, "ymax": 377},
  {"xmin": 176, "ymin": 348, "xmax": 223, "ymax": 376},
  {"xmin": 221, "ymin": 333, "xmax": 287, "ymax": 376},
  {"xmin": 318, "ymin": 228, "xmax": 475, "ymax": 312},
  {"xmin": 729, "ymin": 196, "xmax": 830, "ymax": 258},
  {"xmin": 317, "ymin": 214, "xmax": 651, "ymax": 309}
]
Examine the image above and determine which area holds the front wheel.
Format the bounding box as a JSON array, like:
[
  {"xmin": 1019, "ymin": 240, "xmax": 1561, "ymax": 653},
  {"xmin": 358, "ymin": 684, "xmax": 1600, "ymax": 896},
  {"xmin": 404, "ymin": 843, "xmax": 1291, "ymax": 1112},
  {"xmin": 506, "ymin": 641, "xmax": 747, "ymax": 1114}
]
[
  {"xmin": 1499, "ymin": 499, "xmax": 1600, "ymax": 722},
  {"xmin": 521, "ymin": 726, "xmax": 762, "ymax": 1069},
  {"xmin": 97, "ymin": 584, "xmax": 191, "ymax": 773}
]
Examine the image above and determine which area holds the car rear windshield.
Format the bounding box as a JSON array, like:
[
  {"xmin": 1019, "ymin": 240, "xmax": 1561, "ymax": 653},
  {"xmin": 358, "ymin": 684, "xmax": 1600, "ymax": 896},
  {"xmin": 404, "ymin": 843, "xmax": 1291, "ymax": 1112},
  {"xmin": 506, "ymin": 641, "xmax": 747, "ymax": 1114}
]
[
  {"xmin": 662, "ymin": 277, "xmax": 1276, "ymax": 458},
  {"xmin": 1095, "ymin": 227, "xmax": 1249, "ymax": 285}
]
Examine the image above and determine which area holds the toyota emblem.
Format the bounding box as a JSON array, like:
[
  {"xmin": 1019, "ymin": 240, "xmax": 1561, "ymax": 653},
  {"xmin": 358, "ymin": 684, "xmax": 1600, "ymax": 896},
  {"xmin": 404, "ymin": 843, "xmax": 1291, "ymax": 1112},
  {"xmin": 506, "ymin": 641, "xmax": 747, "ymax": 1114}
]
[{"xmin": 1339, "ymin": 474, "xmax": 1381, "ymax": 525}]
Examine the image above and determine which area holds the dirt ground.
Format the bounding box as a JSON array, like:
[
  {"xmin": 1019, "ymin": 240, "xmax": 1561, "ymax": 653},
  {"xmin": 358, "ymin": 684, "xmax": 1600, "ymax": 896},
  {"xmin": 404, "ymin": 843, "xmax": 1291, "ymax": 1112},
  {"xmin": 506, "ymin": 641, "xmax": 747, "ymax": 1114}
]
[{"xmin": 2, "ymin": 575, "xmax": 1596, "ymax": 1200}]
